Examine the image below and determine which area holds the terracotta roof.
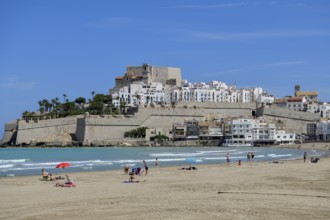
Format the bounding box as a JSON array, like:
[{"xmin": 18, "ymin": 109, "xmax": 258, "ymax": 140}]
[
  {"xmin": 287, "ymin": 97, "xmax": 304, "ymax": 102},
  {"xmin": 296, "ymin": 91, "xmax": 318, "ymax": 96},
  {"xmin": 274, "ymin": 99, "xmax": 286, "ymax": 104}
]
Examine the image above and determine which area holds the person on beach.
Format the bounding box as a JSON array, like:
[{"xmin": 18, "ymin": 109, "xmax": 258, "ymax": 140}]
[
  {"xmin": 41, "ymin": 169, "xmax": 56, "ymax": 181},
  {"xmin": 124, "ymin": 165, "xmax": 129, "ymax": 175},
  {"xmin": 226, "ymin": 153, "xmax": 230, "ymax": 166},
  {"xmin": 55, "ymin": 174, "xmax": 75, "ymax": 187},
  {"xmin": 129, "ymin": 172, "xmax": 136, "ymax": 182},
  {"xmin": 251, "ymin": 152, "xmax": 255, "ymax": 162},
  {"xmin": 155, "ymin": 158, "xmax": 159, "ymax": 167},
  {"xmin": 303, "ymin": 152, "xmax": 307, "ymax": 163},
  {"xmin": 143, "ymin": 160, "xmax": 149, "ymax": 175},
  {"xmin": 247, "ymin": 152, "xmax": 251, "ymax": 163}
]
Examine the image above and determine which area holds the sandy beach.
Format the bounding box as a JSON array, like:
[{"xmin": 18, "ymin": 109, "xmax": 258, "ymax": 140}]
[{"xmin": 1, "ymin": 144, "xmax": 330, "ymax": 220}]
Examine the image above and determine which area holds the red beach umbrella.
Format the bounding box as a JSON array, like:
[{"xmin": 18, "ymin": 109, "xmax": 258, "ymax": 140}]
[{"xmin": 56, "ymin": 162, "xmax": 71, "ymax": 169}]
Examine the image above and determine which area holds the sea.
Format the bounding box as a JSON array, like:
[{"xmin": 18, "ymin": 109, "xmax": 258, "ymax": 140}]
[{"xmin": 0, "ymin": 146, "xmax": 328, "ymax": 177}]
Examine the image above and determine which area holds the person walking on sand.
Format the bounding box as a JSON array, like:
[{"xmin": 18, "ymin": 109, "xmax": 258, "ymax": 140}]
[
  {"xmin": 143, "ymin": 160, "xmax": 149, "ymax": 175},
  {"xmin": 247, "ymin": 152, "xmax": 251, "ymax": 163},
  {"xmin": 251, "ymin": 152, "xmax": 255, "ymax": 162},
  {"xmin": 155, "ymin": 158, "xmax": 159, "ymax": 167},
  {"xmin": 303, "ymin": 152, "xmax": 307, "ymax": 163},
  {"xmin": 226, "ymin": 153, "xmax": 230, "ymax": 166}
]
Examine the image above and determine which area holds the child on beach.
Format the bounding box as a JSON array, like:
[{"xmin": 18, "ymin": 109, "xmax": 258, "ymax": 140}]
[
  {"xmin": 226, "ymin": 153, "xmax": 230, "ymax": 166},
  {"xmin": 124, "ymin": 165, "xmax": 129, "ymax": 175}
]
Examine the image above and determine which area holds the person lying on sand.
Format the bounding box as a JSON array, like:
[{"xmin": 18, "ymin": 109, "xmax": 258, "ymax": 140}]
[
  {"xmin": 55, "ymin": 175, "xmax": 76, "ymax": 187},
  {"xmin": 179, "ymin": 166, "xmax": 197, "ymax": 170}
]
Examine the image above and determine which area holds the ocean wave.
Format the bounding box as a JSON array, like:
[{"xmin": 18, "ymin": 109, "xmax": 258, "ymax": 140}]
[
  {"xmin": 267, "ymin": 154, "xmax": 292, "ymax": 158},
  {"xmin": 149, "ymin": 152, "xmax": 204, "ymax": 157},
  {"xmin": 0, "ymin": 159, "xmax": 29, "ymax": 164},
  {"xmin": 0, "ymin": 164, "xmax": 14, "ymax": 169}
]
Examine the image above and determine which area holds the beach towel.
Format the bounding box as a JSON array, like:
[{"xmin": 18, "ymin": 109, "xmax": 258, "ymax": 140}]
[
  {"xmin": 55, "ymin": 182, "xmax": 76, "ymax": 187},
  {"xmin": 122, "ymin": 180, "xmax": 140, "ymax": 183}
]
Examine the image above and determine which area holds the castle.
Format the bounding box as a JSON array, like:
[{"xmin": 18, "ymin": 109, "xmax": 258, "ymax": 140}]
[{"xmin": 0, "ymin": 64, "xmax": 324, "ymax": 146}]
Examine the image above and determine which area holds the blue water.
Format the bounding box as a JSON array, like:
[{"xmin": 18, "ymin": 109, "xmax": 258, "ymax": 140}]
[{"xmin": 0, "ymin": 146, "xmax": 327, "ymax": 177}]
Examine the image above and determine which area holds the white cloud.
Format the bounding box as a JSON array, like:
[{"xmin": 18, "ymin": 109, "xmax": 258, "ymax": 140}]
[
  {"xmin": 162, "ymin": 29, "xmax": 330, "ymax": 42},
  {"xmin": 0, "ymin": 76, "xmax": 37, "ymax": 90},
  {"xmin": 85, "ymin": 17, "xmax": 133, "ymax": 28},
  {"xmin": 262, "ymin": 61, "xmax": 305, "ymax": 67},
  {"xmin": 171, "ymin": 2, "xmax": 259, "ymax": 9}
]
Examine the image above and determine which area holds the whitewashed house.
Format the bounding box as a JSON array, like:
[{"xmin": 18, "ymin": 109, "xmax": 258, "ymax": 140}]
[
  {"xmin": 275, "ymin": 131, "xmax": 296, "ymax": 144},
  {"xmin": 316, "ymin": 120, "xmax": 330, "ymax": 140},
  {"xmin": 319, "ymin": 103, "xmax": 330, "ymax": 118},
  {"xmin": 286, "ymin": 97, "xmax": 307, "ymax": 111}
]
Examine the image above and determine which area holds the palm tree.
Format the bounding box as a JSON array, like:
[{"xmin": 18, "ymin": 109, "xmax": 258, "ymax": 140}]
[
  {"xmin": 63, "ymin": 94, "xmax": 67, "ymax": 103},
  {"xmin": 42, "ymin": 99, "xmax": 50, "ymax": 112},
  {"xmin": 38, "ymin": 100, "xmax": 44, "ymax": 114}
]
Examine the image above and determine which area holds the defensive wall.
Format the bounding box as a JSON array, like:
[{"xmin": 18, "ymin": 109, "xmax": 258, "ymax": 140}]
[
  {"xmin": 14, "ymin": 116, "xmax": 83, "ymax": 145},
  {"xmin": 1, "ymin": 121, "xmax": 18, "ymax": 145},
  {"xmin": 256, "ymin": 105, "xmax": 320, "ymax": 134},
  {"xmin": 78, "ymin": 103, "xmax": 256, "ymax": 144},
  {"xmin": 1, "ymin": 102, "xmax": 322, "ymax": 146}
]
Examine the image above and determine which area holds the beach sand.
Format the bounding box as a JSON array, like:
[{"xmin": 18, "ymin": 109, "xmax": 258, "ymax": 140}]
[{"xmin": 1, "ymin": 145, "xmax": 330, "ymax": 220}]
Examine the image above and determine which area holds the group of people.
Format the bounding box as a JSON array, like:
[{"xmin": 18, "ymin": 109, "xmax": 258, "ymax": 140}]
[
  {"xmin": 228, "ymin": 152, "xmax": 255, "ymax": 166},
  {"xmin": 41, "ymin": 169, "xmax": 75, "ymax": 187},
  {"xmin": 124, "ymin": 159, "xmax": 154, "ymax": 182},
  {"xmin": 303, "ymin": 152, "xmax": 320, "ymax": 164}
]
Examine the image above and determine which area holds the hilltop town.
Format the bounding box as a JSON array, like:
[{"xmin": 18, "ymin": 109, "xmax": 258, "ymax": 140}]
[{"xmin": 1, "ymin": 64, "xmax": 329, "ymax": 147}]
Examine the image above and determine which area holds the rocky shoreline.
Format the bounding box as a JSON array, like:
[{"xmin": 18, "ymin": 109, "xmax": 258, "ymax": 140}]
[{"xmin": 0, "ymin": 139, "xmax": 222, "ymax": 147}]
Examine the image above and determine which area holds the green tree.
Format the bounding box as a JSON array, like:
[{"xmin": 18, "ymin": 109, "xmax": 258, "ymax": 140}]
[{"xmin": 75, "ymin": 97, "xmax": 86, "ymax": 105}]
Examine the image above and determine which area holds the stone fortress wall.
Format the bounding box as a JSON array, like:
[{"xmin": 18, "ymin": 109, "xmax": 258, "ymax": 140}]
[
  {"xmin": 256, "ymin": 105, "xmax": 320, "ymax": 134},
  {"xmin": 2, "ymin": 121, "xmax": 18, "ymax": 144},
  {"xmin": 80, "ymin": 103, "xmax": 255, "ymax": 144},
  {"xmin": 1, "ymin": 103, "xmax": 320, "ymax": 146},
  {"xmin": 14, "ymin": 116, "xmax": 83, "ymax": 145}
]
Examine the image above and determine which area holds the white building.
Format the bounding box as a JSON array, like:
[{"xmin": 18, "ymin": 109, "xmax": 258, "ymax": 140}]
[
  {"xmin": 239, "ymin": 89, "xmax": 252, "ymax": 103},
  {"xmin": 275, "ymin": 131, "xmax": 296, "ymax": 144},
  {"xmin": 319, "ymin": 103, "xmax": 330, "ymax": 118},
  {"xmin": 307, "ymin": 102, "xmax": 320, "ymax": 114},
  {"xmin": 224, "ymin": 119, "xmax": 255, "ymax": 146},
  {"xmin": 257, "ymin": 94, "xmax": 275, "ymax": 104},
  {"xmin": 111, "ymin": 78, "xmax": 270, "ymax": 107},
  {"xmin": 316, "ymin": 120, "xmax": 330, "ymax": 141},
  {"xmin": 112, "ymin": 82, "xmax": 165, "ymax": 107},
  {"xmin": 224, "ymin": 118, "xmax": 294, "ymax": 146},
  {"xmin": 286, "ymin": 97, "xmax": 307, "ymax": 111}
]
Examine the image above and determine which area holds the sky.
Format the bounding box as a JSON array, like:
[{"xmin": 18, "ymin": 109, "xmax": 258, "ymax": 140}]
[{"xmin": 1, "ymin": 0, "xmax": 330, "ymax": 138}]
